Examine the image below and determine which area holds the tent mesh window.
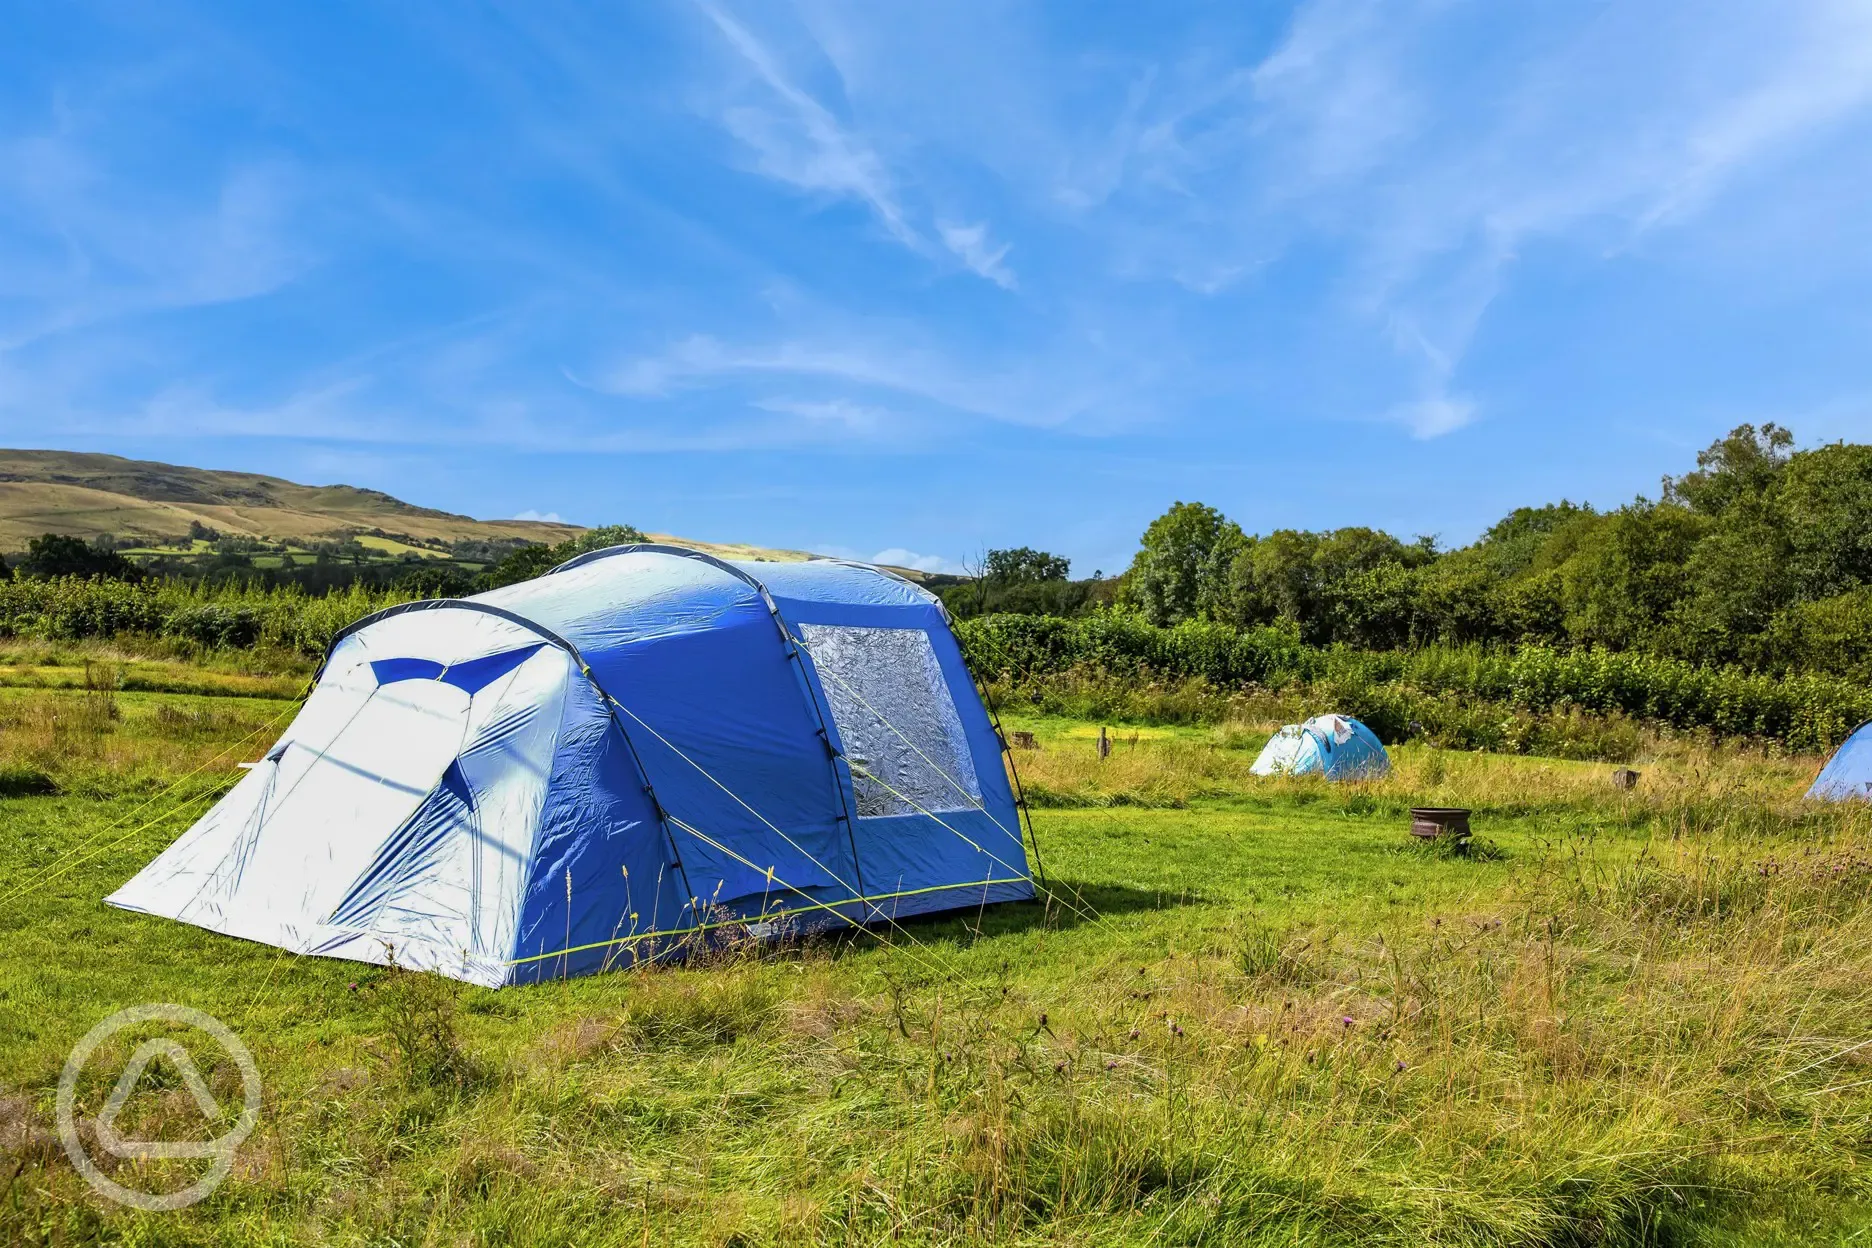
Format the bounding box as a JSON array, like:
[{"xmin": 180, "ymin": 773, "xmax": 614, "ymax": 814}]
[{"xmin": 800, "ymin": 624, "xmax": 981, "ymax": 818}]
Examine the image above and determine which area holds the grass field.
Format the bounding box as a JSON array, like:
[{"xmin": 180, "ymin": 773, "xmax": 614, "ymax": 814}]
[{"xmin": 3, "ymin": 655, "xmax": 1872, "ymax": 1245}]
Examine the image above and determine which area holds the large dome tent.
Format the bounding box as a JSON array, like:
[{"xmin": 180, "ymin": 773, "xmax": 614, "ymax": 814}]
[
  {"xmin": 108, "ymin": 547, "xmax": 1035, "ymax": 986},
  {"xmin": 1249, "ymin": 714, "xmax": 1390, "ymax": 780}
]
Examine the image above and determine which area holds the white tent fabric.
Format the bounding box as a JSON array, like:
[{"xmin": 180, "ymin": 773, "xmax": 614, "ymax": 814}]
[
  {"xmin": 1250, "ymin": 724, "xmax": 1312, "ymax": 776},
  {"xmin": 109, "ymin": 610, "xmax": 569, "ymax": 985},
  {"xmin": 1248, "ymin": 713, "xmax": 1389, "ymax": 780}
]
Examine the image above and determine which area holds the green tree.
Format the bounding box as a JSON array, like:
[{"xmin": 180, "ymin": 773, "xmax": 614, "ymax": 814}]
[
  {"xmin": 1226, "ymin": 530, "xmax": 1318, "ymax": 628},
  {"xmin": 1672, "ymin": 487, "xmax": 1792, "ymax": 663},
  {"xmin": 1331, "ymin": 560, "xmax": 1421, "ymax": 649},
  {"xmin": 1554, "ymin": 502, "xmax": 1708, "ymax": 648},
  {"xmin": 982, "ymin": 547, "xmax": 1070, "ymax": 583},
  {"xmin": 1775, "ymin": 443, "xmax": 1872, "ymax": 600},
  {"xmin": 16, "ymin": 534, "xmax": 142, "ymax": 581},
  {"xmin": 1412, "ymin": 549, "xmax": 1503, "ymax": 645},
  {"xmin": 1468, "ymin": 503, "xmax": 1596, "ymax": 578},
  {"xmin": 1123, "ymin": 502, "xmax": 1245, "ymax": 625},
  {"xmin": 1225, "ymin": 526, "xmax": 1430, "ymax": 642},
  {"xmin": 479, "ymin": 524, "xmax": 647, "ymax": 589},
  {"xmin": 944, "ymin": 547, "xmax": 1084, "ymax": 618},
  {"xmin": 1665, "ymin": 423, "xmax": 1792, "ymax": 516}
]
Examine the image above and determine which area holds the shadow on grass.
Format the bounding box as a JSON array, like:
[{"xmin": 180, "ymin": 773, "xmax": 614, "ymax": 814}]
[{"xmin": 861, "ymin": 879, "xmax": 1205, "ymax": 948}]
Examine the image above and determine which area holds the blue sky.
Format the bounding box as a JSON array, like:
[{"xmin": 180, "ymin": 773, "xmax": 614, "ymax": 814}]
[{"xmin": 4, "ymin": 1, "xmax": 1871, "ymax": 575}]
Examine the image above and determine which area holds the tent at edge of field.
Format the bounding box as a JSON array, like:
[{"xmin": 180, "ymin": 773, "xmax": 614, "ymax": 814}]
[
  {"xmin": 1248, "ymin": 714, "xmax": 1390, "ymax": 780},
  {"xmin": 106, "ymin": 545, "xmax": 1034, "ymax": 985}
]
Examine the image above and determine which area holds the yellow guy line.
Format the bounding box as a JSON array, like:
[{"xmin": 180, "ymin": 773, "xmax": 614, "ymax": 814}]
[
  {"xmin": 599, "ymin": 695, "xmax": 972, "ymax": 979},
  {"xmin": 852, "ymin": 760, "xmax": 1112, "ymax": 935},
  {"xmin": 507, "ymin": 854, "xmax": 1012, "ymax": 969},
  {"xmin": 0, "ymin": 702, "xmax": 296, "ymax": 907},
  {"xmin": 661, "ymin": 815, "xmax": 967, "ymax": 985}
]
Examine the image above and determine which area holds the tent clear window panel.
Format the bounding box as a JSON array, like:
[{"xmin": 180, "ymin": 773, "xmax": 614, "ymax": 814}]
[{"xmin": 800, "ymin": 624, "xmax": 981, "ymax": 818}]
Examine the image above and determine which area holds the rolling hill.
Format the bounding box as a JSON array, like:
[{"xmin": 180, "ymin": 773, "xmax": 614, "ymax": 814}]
[{"xmin": 0, "ymin": 449, "xmax": 842, "ymax": 571}]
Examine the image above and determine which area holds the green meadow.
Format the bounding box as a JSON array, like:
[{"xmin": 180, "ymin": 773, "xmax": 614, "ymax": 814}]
[{"xmin": 3, "ymin": 652, "xmax": 1872, "ymax": 1246}]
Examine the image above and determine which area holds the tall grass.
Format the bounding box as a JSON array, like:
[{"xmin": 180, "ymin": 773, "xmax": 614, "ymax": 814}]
[
  {"xmin": 1007, "ymin": 718, "xmax": 1820, "ymax": 819},
  {"xmin": 6, "ymin": 681, "xmax": 1872, "ymax": 1242},
  {"xmin": 0, "ymin": 685, "xmax": 291, "ymax": 797}
]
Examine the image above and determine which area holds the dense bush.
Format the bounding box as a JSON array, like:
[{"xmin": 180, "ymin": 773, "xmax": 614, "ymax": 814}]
[
  {"xmin": 0, "ymin": 577, "xmax": 406, "ymax": 656},
  {"xmin": 956, "ymin": 612, "xmax": 1872, "ymax": 753},
  {"xmin": 5, "ymin": 574, "xmax": 1866, "ymax": 753}
]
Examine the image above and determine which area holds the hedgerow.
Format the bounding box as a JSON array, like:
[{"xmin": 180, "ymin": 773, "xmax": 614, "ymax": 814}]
[
  {"xmin": 0, "ymin": 577, "xmax": 408, "ymax": 657},
  {"xmin": 955, "ymin": 612, "xmax": 1872, "ymax": 752},
  {"xmin": 1, "ymin": 579, "xmax": 1864, "ymax": 752}
]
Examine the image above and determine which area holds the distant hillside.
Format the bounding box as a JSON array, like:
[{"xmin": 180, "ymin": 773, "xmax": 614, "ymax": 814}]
[{"xmin": 0, "ymin": 449, "xmax": 872, "ymax": 574}]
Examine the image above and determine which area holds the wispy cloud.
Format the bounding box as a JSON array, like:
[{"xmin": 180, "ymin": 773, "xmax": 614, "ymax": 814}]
[
  {"xmin": 592, "ymin": 318, "xmax": 1166, "ymax": 435},
  {"xmin": 0, "ymin": 133, "xmax": 313, "ymax": 351},
  {"xmin": 7, "ymin": 0, "xmax": 1872, "ymax": 569},
  {"xmin": 1388, "ymin": 395, "xmax": 1477, "ymax": 441},
  {"xmin": 937, "ymin": 220, "xmax": 1016, "ymax": 289},
  {"xmin": 697, "ymin": 1, "xmax": 915, "ymax": 247},
  {"xmin": 513, "ymin": 508, "xmax": 564, "ymax": 522},
  {"xmin": 750, "ymin": 395, "xmax": 896, "ymax": 434}
]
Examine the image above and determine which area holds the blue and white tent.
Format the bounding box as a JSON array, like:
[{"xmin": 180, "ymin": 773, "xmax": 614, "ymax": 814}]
[
  {"xmin": 1808, "ymin": 722, "xmax": 1872, "ymax": 801},
  {"xmin": 1248, "ymin": 714, "xmax": 1390, "ymax": 780},
  {"xmin": 109, "ymin": 547, "xmax": 1034, "ymax": 986}
]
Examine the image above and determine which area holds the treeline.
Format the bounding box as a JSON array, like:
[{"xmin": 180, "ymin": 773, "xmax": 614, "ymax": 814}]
[
  {"xmin": 0, "ymin": 525, "xmax": 646, "ymax": 596},
  {"xmin": 949, "ymin": 426, "xmax": 1872, "ymax": 684}
]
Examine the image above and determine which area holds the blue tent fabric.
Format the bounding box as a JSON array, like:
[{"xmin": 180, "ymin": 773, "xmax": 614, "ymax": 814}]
[
  {"xmin": 109, "ymin": 547, "xmax": 1034, "ymax": 985},
  {"xmin": 1250, "ymin": 714, "xmax": 1390, "ymax": 780},
  {"xmin": 1808, "ymin": 722, "xmax": 1872, "ymax": 801}
]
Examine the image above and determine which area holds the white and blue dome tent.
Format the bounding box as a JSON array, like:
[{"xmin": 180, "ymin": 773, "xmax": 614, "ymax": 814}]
[
  {"xmin": 1808, "ymin": 722, "xmax": 1872, "ymax": 801},
  {"xmin": 108, "ymin": 548, "xmax": 1036, "ymax": 986},
  {"xmin": 1248, "ymin": 714, "xmax": 1390, "ymax": 780}
]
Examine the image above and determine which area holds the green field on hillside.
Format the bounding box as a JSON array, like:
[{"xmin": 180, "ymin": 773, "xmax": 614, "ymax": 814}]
[{"xmin": 2, "ymin": 662, "xmax": 1871, "ymax": 1246}]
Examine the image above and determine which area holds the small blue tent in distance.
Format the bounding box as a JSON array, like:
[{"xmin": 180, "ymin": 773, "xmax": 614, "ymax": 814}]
[
  {"xmin": 1249, "ymin": 714, "xmax": 1390, "ymax": 780},
  {"xmin": 109, "ymin": 547, "xmax": 1035, "ymax": 986},
  {"xmin": 1808, "ymin": 722, "xmax": 1872, "ymax": 801}
]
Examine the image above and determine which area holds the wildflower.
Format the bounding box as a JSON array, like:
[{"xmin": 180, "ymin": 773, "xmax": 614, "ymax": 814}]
[
  {"xmin": 1053, "ymin": 1061, "xmax": 1065, "ymax": 1074},
  {"xmin": 1105, "ymin": 1060, "xmax": 1117, "ymax": 1071},
  {"xmin": 1127, "ymin": 1028, "xmax": 1139, "ymax": 1041},
  {"xmin": 1395, "ymin": 1060, "xmax": 1406, "ymax": 1072},
  {"xmin": 1341, "ymin": 1016, "xmax": 1355, "ymax": 1029}
]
